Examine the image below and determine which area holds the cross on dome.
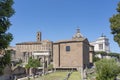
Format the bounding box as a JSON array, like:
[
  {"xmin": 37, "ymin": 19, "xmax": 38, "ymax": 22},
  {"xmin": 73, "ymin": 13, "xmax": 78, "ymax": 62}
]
[{"xmin": 72, "ymin": 27, "xmax": 84, "ymax": 39}]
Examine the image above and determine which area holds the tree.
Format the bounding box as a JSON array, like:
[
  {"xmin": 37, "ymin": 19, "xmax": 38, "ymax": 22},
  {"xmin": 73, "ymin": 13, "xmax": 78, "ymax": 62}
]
[
  {"xmin": 25, "ymin": 57, "xmax": 41, "ymax": 75},
  {"xmin": 25, "ymin": 57, "xmax": 41, "ymax": 69},
  {"xmin": 93, "ymin": 57, "xmax": 100, "ymax": 62},
  {"xmin": 95, "ymin": 59, "xmax": 120, "ymax": 80},
  {"xmin": 93, "ymin": 51, "xmax": 107, "ymax": 62},
  {"xmin": 0, "ymin": 0, "xmax": 15, "ymax": 75},
  {"xmin": 0, "ymin": 0, "xmax": 15, "ymax": 50},
  {"xmin": 108, "ymin": 52, "xmax": 120, "ymax": 59},
  {"xmin": 0, "ymin": 50, "xmax": 11, "ymax": 74},
  {"xmin": 110, "ymin": 2, "xmax": 120, "ymax": 46},
  {"xmin": 95, "ymin": 51, "xmax": 107, "ymax": 56}
]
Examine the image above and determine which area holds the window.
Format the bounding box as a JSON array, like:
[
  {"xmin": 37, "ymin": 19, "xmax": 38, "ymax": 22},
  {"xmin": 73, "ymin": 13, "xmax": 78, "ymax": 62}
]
[
  {"xmin": 66, "ymin": 46, "xmax": 70, "ymax": 51},
  {"xmin": 38, "ymin": 37, "xmax": 39, "ymax": 40},
  {"xmin": 99, "ymin": 44, "xmax": 103, "ymax": 50}
]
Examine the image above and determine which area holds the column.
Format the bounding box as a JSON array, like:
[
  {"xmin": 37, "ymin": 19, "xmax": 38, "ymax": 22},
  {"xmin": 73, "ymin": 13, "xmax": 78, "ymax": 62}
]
[
  {"xmin": 80, "ymin": 66, "xmax": 83, "ymax": 80},
  {"xmin": 42, "ymin": 56, "xmax": 45, "ymax": 75}
]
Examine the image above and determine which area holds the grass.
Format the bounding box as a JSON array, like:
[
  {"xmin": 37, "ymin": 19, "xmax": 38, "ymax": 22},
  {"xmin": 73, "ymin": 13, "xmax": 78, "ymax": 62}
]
[
  {"xmin": 68, "ymin": 72, "xmax": 81, "ymax": 80},
  {"xmin": 33, "ymin": 71, "xmax": 68, "ymax": 80},
  {"xmin": 87, "ymin": 73, "xmax": 96, "ymax": 80},
  {"xmin": 24, "ymin": 71, "xmax": 82, "ymax": 80}
]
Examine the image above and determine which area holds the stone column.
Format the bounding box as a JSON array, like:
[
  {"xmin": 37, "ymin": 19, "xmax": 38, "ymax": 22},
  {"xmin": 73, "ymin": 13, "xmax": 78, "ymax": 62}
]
[
  {"xmin": 26, "ymin": 52, "xmax": 29, "ymax": 63},
  {"xmin": 80, "ymin": 66, "xmax": 83, "ymax": 80},
  {"xmin": 83, "ymin": 68, "xmax": 87, "ymax": 80},
  {"xmin": 42, "ymin": 56, "xmax": 45, "ymax": 75}
]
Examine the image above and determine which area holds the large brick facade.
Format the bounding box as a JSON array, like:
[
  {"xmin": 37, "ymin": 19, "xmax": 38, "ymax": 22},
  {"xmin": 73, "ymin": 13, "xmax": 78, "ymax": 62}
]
[
  {"xmin": 53, "ymin": 28, "xmax": 94, "ymax": 69},
  {"xmin": 16, "ymin": 41, "xmax": 53, "ymax": 61},
  {"xmin": 53, "ymin": 39, "xmax": 90, "ymax": 69},
  {"xmin": 16, "ymin": 32, "xmax": 53, "ymax": 66}
]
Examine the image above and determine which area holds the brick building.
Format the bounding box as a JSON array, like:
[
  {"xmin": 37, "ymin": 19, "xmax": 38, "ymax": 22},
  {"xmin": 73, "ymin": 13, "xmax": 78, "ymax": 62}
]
[
  {"xmin": 53, "ymin": 28, "xmax": 94, "ymax": 70},
  {"xmin": 16, "ymin": 32, "xmax": 53, "ymax": 66}
]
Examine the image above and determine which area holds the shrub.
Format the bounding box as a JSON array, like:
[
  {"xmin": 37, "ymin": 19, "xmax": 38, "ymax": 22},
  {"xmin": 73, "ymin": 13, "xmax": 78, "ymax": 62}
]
[{"xmin": 95, "ymin": 59, "xmax": 120, "ymax": 80}]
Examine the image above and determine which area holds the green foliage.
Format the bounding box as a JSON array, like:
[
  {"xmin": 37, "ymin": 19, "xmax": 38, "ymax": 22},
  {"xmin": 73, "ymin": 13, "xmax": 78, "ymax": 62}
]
[
  {"xmin": 117, "ymin": 2, "xmax": 120, "ymax": 12},
  {"xmin": 0, "ymin": 0, "xmax": 15, "ymax": 17},
  {"xmin": 0, "ymin": 50, "xmax": 11, "ymax": 75},
  {"xmin": 47, "ymin": 64, "xmax": 53, "ymax": 70},
  {"xmin": 95, "ymin": 51, "xmax": 107, "ymax": 56},
  {"xmin": 25, "ymin": 63, "xmax": 30, "ymax": 69},
  {"xmin": 68, "ymin": 72, "xmax": 81, "ymax": 80},
  {"xmin": 93, "ymin": 51, "xmax": 107, "ymax": 62},
  {"xmin": 93, "ymin": 57, "xmax": 100, "ymax": 62},
  {"xmin": 25, "ymin": 57, "xmax": 41, "ymax": 69},
  {"xmin": 0, "ymin": 0, "xmax": 15, "ymax": 50},
  {"xmin": 108, "ymin": 52, "xmax": 120, "ymax": 59},
  {"xmin": 95, "ymin": 59, "xmax": 120, "ymax": 80},
  {"xmin": 36, "ymin": 72, "xmax": 69, "ymax": 80},
  {"xmin": 110, "ymin": 2, "xmax": 120, "ymax": 46},
  {"xmin": 0, "ymin": 0, "xmax": 14, "ymax": 75}
]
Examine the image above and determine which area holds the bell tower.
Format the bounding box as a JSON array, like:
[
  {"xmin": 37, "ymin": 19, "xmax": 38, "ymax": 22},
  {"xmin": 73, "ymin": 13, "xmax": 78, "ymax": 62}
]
[{"xmin": 37, "ymin": 31, "xmax": 41, "ymax": 42}]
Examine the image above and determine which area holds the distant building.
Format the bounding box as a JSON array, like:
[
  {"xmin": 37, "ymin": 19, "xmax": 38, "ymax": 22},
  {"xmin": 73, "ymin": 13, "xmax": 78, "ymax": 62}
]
[
  {"xmin": 53, "ymin": 28, "xmax": 94, "ymax": 70},
  {"xmin": 16, "ymin": 32, "xmax": 53, "ymax": 67},
  {"xmin": 90, "ymin": 34, "xmax": 110, "ymax": 53}
]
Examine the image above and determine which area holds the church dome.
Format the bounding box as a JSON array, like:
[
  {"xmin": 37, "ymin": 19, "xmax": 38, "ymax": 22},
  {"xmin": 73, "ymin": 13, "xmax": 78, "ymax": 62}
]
[{"xmin": 72, "ymin": 28, "xmax": 84, "ymax": 39}]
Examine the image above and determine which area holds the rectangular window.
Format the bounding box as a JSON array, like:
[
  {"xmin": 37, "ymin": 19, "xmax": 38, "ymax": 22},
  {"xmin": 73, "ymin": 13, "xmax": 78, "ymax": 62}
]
[
  {"xmin": 99, "ymin": 44, "xmax": 103, "ymax": 50},
  {"xmin": 66, "ymin": 46, "xmax": 70, "ymax": 51}
]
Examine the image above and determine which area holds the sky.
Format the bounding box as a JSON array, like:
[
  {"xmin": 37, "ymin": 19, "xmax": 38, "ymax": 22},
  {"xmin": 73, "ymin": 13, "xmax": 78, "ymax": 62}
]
[{"xmin": 8, "ymin": 0, "xmax": 120, "ymax": 53}]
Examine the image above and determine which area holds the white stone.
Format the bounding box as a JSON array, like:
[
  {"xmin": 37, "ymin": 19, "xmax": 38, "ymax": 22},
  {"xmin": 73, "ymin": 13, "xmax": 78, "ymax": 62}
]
[{"xmin": 90, "ymin": 35, "xmax": 110, "ymax": 53}]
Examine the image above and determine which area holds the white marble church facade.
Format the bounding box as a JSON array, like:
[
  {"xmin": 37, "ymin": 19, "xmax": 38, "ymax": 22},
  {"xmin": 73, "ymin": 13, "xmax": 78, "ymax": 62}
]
[{"xmin": 90, "ymin": 35, "xmax": 110, "ymax": 53}]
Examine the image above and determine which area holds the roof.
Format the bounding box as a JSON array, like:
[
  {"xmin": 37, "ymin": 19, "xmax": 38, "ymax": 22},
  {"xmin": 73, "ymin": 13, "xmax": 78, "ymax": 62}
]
[
  {"xmin": 97, "ymin": 36, "xmax": 108, "ymax": 40},
  {"xmin": 54, "ymin": 28, "xmax": 89, "ymax": 44},
  {"xmin": 54, "ymin": 38, "xmax": 89, "ymax": 44},
  {"xmin": 16, "ymin": 42, "xmax": 41, "ymax": 45},
  {"xmin": 16, "ymin": 40, "xmax": 52, "ymax": 45}
]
